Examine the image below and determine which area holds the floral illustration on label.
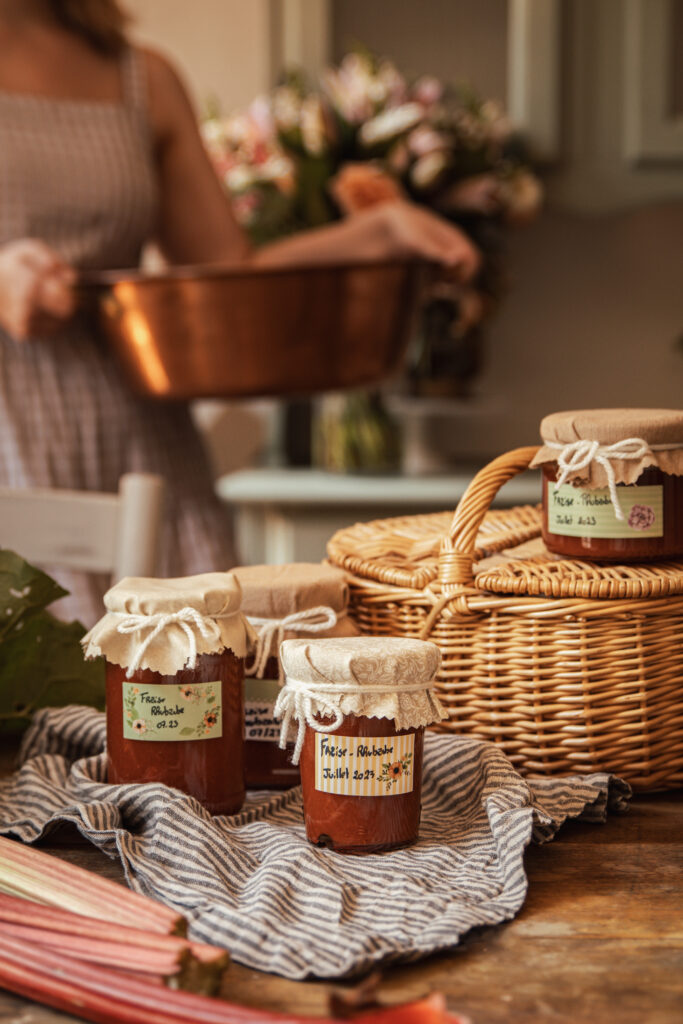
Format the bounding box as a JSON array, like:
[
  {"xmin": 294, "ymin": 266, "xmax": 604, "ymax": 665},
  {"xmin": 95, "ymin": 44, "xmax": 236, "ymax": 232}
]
[
  {"xmin": 377, "ymin": 751, "xmax": 413, "ymax": 792},
  {"xmin": 628, "ymin": 504, "xmax": 656, "ymax": 531},
  {"xmin": 122, "ymin": 682, "xmax": 222, "ymax": 741},
  {"xmin": 179, "ymin": 685, "xmax": 220, "ymax": 738}
]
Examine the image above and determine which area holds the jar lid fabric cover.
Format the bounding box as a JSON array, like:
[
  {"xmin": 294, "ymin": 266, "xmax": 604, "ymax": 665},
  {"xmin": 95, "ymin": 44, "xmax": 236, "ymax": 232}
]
[
  {"xmin": 82, "ymin": 572, "xmax": 253, "ymax": 674},
  {"xmin": 530, "ymin": 408, "xmax": 683, "ymax": 487},
  {"xmin": 278, "ymin": 636, "xmax": 447, "ymax": 731}
]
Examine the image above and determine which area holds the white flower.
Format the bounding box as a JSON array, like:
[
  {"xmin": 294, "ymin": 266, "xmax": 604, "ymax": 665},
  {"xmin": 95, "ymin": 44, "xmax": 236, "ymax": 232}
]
[
  {"xmin": 225, "ymin": 165, "xmax": 255, "ymax": 191},
  {"xmin": 410, "ymin": 150, "xmax": 450, "ymax": 190},
  {"xmin": 300, "ymin": 96, "xmax": 326, "ymax": 156},
  {"xmin": 360, "ymin": 103, "xmax": 425, "ymax": 147}
]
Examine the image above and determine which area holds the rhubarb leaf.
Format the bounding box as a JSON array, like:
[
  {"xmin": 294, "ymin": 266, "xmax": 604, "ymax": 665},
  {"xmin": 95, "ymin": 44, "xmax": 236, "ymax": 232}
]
[
  {"xmin": 0, "ymin": 550, "xmax": 104, "ymax": 733},
  {"xmin": 0, "ymin": 549, "xmax": 67, "ymax": 641}
]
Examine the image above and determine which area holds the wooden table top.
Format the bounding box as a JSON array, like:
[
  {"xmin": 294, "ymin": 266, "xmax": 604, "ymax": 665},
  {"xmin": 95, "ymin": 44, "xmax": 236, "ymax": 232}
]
[{"xmin": 0, "ymin": 743, "xmax": 681, "ymax": 1024}]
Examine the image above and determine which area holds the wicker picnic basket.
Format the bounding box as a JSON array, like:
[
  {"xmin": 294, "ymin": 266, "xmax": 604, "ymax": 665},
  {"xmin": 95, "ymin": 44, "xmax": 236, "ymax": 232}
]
[{"xmin": 327, "ymin": 447, "xmax": 683, "ymax": 791}]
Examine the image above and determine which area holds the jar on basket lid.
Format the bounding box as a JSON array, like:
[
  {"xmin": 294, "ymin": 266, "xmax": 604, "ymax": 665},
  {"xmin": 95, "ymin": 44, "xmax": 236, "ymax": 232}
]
[
  {"xmin": 82, "ymin": 573, "xmax": 254, "ymax": 815},
  {"xmin": 277, "ymin": 636, "xmax": 446, "ymax": 854},
  {"xmin": 531, "ymin": 408, "xmax": 683, "ymax": 562},
  {"xmin": 233, "ymin": 562, "xmax": 358, "ymax": 789}
]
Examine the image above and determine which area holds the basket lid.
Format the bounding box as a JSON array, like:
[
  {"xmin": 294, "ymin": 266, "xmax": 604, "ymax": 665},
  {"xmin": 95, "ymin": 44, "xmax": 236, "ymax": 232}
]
[
  {"xmin": 326, "ymin": 505, "xmax": 542, "ymax": 590},
  {"xmin": 474, "ymin": 538, "xmax": 683, "ymax": 599}
]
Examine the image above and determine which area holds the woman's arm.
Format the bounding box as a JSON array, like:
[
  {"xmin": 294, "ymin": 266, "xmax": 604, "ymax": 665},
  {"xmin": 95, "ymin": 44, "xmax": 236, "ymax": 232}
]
[
  {"xmin": 253, "ymin": 200, "xmax": 480, "ymax": 279},
  {"xmin": 145, "ymin": 49, "xmax": 250, "ymax": 265},
  {"xmin": 146, "ymin": 49, "xmax": 480, "ymax": 277}
]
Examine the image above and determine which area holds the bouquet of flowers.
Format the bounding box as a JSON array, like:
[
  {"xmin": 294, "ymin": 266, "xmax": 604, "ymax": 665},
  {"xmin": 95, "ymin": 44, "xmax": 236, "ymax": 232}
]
[{"xmin": 202, "ymin": 51, "xmax": 542, "ymax": 466}]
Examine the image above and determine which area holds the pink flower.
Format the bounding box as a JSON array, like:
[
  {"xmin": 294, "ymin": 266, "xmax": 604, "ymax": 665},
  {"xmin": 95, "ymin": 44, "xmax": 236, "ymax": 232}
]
[
  {"xmin": 131, "ymin": 719, "xmax": 147, "ymax": 735},
  {"xmin": 412, "ymin": 75, "xmax": 443, "ymax": 107}
]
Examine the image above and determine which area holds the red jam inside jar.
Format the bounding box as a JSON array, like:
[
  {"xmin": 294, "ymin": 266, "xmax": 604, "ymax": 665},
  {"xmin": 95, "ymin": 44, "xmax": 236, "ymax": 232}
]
[
  {"xmin": 106, "ymin": 650, "xmax": 245, "ymax": 815},
  {"xmin": 542, "ymin": 464, "xmax": 683, "ymax": 562},
  {"xmin": 299, "ymin": 714, "xmax": 423, "ymax": 854},
  {"xmin": 244, "ymin": 656, "xmax": 300, "ymax": 789}
]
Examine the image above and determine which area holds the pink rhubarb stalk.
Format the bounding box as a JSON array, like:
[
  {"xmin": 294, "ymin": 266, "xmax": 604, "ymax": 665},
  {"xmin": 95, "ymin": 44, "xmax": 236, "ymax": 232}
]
[{"xmin": 0, "ymin": 835, "xmax": 184, "ymax": 935}]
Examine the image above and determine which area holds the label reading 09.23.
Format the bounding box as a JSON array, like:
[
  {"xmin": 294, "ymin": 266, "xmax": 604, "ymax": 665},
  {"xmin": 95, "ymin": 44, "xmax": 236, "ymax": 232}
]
[
  {"xmin": 122, "ymin": 681, "xmax": 222, "ymax": 741},
  {"xmin": 547, "ymin": 482, "xmax": 663, "ymax": 539},
  {"xmin": 315, "ymin": 733, "xmax": 415, "ymax": 797}
]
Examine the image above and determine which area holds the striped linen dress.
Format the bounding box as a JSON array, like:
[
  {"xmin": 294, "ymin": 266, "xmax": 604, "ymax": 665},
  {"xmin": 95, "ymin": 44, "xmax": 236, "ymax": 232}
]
[{"xmin": 0, "ymin": 48, "xmax": 235, "ymax": 625}]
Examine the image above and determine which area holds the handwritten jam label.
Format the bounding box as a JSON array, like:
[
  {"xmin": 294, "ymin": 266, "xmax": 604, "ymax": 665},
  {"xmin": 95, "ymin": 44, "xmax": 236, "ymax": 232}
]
[
  {"xmin": 244, "ymin": 678, "xmax": 281, "ymax": 743},
  {"xmin": 314, "ymin": 733, "xmax": 415, "ymax": 797},
  {"xmin": 122, "ymin": 682, "xmax": 222, "ymax": 741},
  {"xmin": 547, "ymin": 482, "xmax": 663, "ymax": 539}
]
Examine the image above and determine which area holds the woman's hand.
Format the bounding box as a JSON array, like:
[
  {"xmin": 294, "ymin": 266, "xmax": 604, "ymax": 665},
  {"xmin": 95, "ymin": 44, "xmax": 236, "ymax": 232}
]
[
  {"xmin": 255, "ymin": 198, "xmax": 482, "ymax": 279},
  {"xmin": 371, "ymin": 200, "xmax": 481, "ymax": 281},
  {"xmin": 0, "ymin": 239, "xmax": 76, "ymax": 341}
]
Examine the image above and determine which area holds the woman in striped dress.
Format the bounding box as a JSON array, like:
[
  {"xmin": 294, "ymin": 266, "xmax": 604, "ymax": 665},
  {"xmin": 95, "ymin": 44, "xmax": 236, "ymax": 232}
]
[{"xmin": 0, "ymin": 0, "xmax": 479, "ymax": 625}]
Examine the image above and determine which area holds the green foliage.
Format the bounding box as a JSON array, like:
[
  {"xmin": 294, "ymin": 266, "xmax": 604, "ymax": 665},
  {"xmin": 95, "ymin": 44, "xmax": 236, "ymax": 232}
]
[{"xmin": 0, "ymin": 550, "xmax": 104, "ymax": 733}]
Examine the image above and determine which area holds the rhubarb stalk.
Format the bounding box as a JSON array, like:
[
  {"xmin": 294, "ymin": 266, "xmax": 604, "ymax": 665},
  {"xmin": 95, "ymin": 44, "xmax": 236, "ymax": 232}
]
[
  {"xmin": 0, "ymin": 932, "xmax": 466, "ymax": 1024},
  {"xmin": 0, "ymin": 835, "xmax": 184, "ymax": 935}
]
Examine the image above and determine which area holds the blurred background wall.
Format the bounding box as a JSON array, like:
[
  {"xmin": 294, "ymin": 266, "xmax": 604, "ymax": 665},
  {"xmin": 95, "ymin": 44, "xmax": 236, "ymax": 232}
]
[{"xmin": 127, "ymin": 0, "xmax": 683, "ymax": 465}]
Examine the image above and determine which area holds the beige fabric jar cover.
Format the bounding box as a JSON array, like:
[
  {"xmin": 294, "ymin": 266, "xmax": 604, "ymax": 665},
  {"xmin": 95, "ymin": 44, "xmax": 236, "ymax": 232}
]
[
  {"xmin": 82, "ymin": 573, "xmax": 253, "ymax": 677},
  {"xmin": 232, "ymin": 563, "xmax": 358, "ymax": 678},
  {"xmin": 531, "ymin": 409, "xmax": 683, "ymax": 488},
  {"xmin": 276, "ymin": 636, "xmax": 447, "ymax": 762}
]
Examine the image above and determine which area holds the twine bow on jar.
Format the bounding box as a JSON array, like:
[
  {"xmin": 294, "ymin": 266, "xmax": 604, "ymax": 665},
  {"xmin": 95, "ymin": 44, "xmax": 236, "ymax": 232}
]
[
  {"xmin": 245, "ymin": 606, "xmax": 339, "ymax": 680},
  {"xmin": 115, "ymin": 607, "xmax": 225, "ymax": 678},
  {"xmin": 274, "ymin": 676, "xmax": 438, "ymax": 764},
  {"xmin": 545, "ymin": 437, "xmax": 653, "ymax": 521}
]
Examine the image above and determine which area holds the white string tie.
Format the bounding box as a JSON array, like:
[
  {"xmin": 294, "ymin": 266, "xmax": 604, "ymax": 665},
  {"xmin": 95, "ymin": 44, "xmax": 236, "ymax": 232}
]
[
  {"xmin": 116, "ymin": 607, "xmax": 222, "ymax": 678},
  {"xmin": 245, "ymin": 606, "xmax": 339, "ymax": 680},
  {"xmin": 274, "ymin": 676, "xmax": 434, "ymax": 764},
  {"xmin": 545, "ymin": 436, "xmax": 654, "ymax": 521}
]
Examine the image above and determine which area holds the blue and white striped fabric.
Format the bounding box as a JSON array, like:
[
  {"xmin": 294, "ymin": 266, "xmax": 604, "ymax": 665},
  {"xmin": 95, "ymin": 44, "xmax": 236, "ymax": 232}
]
[{"xmin": 0, "ymin": 705, "xmax": 630, "ymax": 980}]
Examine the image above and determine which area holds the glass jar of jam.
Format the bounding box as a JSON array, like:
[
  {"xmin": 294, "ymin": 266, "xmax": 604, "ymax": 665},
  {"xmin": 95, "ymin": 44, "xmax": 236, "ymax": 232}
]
[
  {"xmin": 233, "ymin": 563, "xmax": 359, "ymax": 790},
  {"xmin": 82, "ymin": 573, "xmax": 252, "ymax": 815},
  {"xmin": 277, "ymin": 636, "xmax": 446, "ymax": 854},
  {"xmin": 531, "ymin": 409, "xmax": 683, "ymax": 562}
]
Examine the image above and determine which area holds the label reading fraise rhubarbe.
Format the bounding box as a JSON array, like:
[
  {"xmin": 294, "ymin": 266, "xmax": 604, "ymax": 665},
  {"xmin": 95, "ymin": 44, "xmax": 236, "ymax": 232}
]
[
  {"xmin": 244, "ymin": 677, "xmax": 281, "ymax": 743},
  {"xmin": 315, "ymin": 733, "xmax": 415, "ymax": 797},
  {"xmin": 547, "ymin": 482, "xmax": 663, "ymax": 539},
  {"xmin": 122, "ymin": 681, "xmax": 222, "ymax": 741}
]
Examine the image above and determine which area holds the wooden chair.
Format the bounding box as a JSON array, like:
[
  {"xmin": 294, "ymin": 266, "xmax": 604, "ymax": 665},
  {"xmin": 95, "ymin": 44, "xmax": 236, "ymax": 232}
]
[{"xmin": 0, "ymin": 473, "xmax": 165, "ymax": 581}]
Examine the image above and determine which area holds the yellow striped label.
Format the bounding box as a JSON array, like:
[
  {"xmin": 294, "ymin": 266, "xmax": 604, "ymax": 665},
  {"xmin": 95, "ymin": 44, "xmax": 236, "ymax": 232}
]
[{"xmin": 314, "ymin": 733, "xmax": 415, "ymax": 797}]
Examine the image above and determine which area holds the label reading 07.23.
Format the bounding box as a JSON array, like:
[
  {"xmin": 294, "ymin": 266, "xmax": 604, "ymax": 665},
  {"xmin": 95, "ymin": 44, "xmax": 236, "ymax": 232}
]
[
  {"xmin": 547, "ymin": 482, "xmax": 663, "ymax": 539},
  {"xmin": 315, "ymin": 733, "xmax": 415, "ymax": 797},
  {"xmin": 244, "ymin": 677, "xmax": 281, "ymax": 742},
  {"xmin": 122, "ymin": 682, "xmax": 222, "ymax": 741}
]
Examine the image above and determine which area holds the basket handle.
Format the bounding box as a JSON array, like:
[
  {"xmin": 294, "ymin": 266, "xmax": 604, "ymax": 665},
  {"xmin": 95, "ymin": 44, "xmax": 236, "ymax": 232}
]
[{"xmin": 439, "ymin": 446, "xmax": 541, "ymax": 588}]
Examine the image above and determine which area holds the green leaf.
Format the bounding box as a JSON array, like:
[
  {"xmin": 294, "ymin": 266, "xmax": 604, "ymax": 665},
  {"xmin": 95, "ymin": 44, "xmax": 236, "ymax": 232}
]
[
  {"xmin": 207, "ymin": 696, "xmax": 215, "ymax": 704},
  {"xmin": 0, "ymin": 549, "xmax": 67, "ymax": 643},
  {"xmin": 0, "ymin": 550, "xmax": 105, "ymax": 734},
  {"xmin": 180, "ymin": 727, "xmax": 194, "ymax": 736},
  {"xmin": 0, "ymin": 610, "xmax": 104, "ymax": 734}
]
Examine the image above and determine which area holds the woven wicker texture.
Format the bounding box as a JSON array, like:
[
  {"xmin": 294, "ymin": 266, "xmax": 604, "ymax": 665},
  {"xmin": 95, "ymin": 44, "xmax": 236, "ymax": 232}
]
[
  {"xmin": 326, "ymin": 503, "xmax": 543, "ymax": 590},
  {"xmin": 327, "ymin": 447, "xmax": 683, "ymax": 791}
]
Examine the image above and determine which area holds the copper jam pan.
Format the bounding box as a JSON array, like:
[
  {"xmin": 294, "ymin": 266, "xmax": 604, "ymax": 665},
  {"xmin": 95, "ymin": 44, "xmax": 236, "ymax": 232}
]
[{"xmin": 80, "ymin": 260, "xmax": 427, "ymax": 400}]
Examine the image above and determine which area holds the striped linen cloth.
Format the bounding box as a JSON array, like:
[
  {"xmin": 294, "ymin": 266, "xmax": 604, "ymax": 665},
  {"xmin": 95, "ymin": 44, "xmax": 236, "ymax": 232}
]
[{"xmin": 0, "ymin": 705, "xmax": 630, "ymax": 980}]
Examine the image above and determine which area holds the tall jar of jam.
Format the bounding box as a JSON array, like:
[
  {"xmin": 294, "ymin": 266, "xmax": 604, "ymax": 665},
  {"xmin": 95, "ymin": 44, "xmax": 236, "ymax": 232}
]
[
  {"xmin": 276, "ymin": 636, "xmax": 446, "ymax": 854},
  {"xmin": 531, "ymin": 409, "xmax": 683, "ymax": 562},
  {"xmin": 82, "ymin": 573, "xmax": 253, "ymax": 815},
  {"xmin": 233, "ymin": 563, "xmax": 358, "ymax": 790}
]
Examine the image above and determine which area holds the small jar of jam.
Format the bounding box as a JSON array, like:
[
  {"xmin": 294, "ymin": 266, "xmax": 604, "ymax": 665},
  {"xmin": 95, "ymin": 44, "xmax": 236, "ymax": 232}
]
[
  {"xmin": 82, "ymin": 573, "xmax": 252, "ymax": 815},
  {"xmin": 276, "ymin": 636, "xmax": 446, "ymax": 854},
  {"xmin": 233, "ymin": 563, "xmax": 358, "ymax": 790},
  {"xmin": 531, "ymin": 409, "xmax": 683, "ymax": 562}
]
